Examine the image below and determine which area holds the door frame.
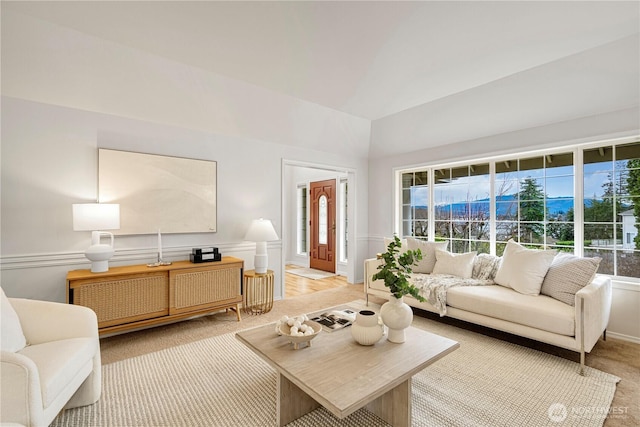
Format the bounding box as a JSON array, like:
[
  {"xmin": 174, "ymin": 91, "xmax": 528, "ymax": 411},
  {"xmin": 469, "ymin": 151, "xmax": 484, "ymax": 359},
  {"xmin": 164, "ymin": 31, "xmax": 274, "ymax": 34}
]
[{"xmin": 281, "ymin": 159, "xmax": 358, "ymax": 291}]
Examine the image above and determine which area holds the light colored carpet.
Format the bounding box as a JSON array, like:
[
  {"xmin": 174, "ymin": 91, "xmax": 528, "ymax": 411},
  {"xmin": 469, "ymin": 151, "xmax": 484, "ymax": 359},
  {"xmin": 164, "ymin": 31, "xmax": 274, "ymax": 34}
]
[
  {"xmin": 53, "ymin": 308, "xmax": 620, "ymax": 427},
  {"xmin": 286, "ymin": 267, "xmax": 337, "ymax": 280}
]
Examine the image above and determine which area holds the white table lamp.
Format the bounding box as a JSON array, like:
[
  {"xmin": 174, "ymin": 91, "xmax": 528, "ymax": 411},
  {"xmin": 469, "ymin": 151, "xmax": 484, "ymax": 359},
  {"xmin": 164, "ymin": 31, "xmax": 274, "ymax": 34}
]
[
  {"xmin": 73, "ymin": 203, "xmax": 120, "ymax": 273},
  {"xmin": 245, "ymin": 218, "xmax": 279, "ymax": 274}
]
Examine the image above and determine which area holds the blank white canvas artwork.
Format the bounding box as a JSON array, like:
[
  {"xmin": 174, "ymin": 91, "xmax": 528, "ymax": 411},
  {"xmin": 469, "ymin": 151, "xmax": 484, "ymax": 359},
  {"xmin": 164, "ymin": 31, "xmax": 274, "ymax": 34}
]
[{"xmin": 98, "ymin": 149, "xmax": 216, "ymax": 235}]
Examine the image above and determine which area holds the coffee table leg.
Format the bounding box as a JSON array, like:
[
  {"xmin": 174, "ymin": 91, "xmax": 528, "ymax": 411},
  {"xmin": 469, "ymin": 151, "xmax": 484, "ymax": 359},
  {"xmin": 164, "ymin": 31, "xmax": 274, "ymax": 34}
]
[
  {"xmin": 277, "ymin": 373, "xmax": 320, "ymax": 426},
  {"xmin": 366, "ymin": 378, "xmax": 411, "ymax": 427}
]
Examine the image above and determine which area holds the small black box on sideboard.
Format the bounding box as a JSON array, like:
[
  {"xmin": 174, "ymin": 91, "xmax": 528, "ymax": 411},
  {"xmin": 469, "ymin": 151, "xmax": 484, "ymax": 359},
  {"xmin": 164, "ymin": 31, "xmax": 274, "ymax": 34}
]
[
  {"xmin": 192, "ymin": 247, "xmax": 219, "ymax": 256},
  {"xmin": 190, "ymin": 252, "xmax": 222, "ymax": 263}
]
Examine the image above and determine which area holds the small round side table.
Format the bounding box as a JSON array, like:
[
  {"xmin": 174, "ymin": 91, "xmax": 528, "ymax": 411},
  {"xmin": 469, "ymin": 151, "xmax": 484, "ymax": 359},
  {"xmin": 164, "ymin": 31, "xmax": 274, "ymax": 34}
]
[{"xmin": 243, "ymin": 269, "xmax": 274, "ymax": 315}]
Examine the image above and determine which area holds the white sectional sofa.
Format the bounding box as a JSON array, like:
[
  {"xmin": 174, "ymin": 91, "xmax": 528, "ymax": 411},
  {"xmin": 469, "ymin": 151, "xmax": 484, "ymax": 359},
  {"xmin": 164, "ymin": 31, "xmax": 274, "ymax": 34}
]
[{"xmin": 365, "ymin": 238, "xmax": 613, "ymax": 374}]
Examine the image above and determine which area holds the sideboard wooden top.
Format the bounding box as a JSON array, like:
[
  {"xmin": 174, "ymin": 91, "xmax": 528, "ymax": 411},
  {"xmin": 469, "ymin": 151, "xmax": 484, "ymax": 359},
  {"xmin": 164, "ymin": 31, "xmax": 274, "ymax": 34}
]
[{"xmin": 66, "ymin": 256, "xmax": 244, "ymax": 280}]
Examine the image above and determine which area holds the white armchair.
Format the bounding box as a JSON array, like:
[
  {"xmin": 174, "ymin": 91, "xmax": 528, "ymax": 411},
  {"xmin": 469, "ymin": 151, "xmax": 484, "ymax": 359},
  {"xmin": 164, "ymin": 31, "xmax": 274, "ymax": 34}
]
[{"xmin": 1, "ymin": 294, "xmax": 101, "ymax": 426}]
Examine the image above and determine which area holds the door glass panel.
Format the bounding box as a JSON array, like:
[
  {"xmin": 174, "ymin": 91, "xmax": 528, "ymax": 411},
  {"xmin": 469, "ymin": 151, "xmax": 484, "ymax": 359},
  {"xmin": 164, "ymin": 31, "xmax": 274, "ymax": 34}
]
[{"xmin": 319, "ymin": 195, "xmax": 328, "ymax": 245}]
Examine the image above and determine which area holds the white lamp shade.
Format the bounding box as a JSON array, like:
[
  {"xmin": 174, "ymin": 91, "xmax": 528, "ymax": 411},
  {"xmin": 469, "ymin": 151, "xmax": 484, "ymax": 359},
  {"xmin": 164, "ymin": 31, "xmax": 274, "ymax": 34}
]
[
  {"xmin": 73, "ymin": 204, "xmax": 120, "ymax": 231},
  {"xmin": 244, "ymin": 218, "xmax": 279, "ymax": 242}
]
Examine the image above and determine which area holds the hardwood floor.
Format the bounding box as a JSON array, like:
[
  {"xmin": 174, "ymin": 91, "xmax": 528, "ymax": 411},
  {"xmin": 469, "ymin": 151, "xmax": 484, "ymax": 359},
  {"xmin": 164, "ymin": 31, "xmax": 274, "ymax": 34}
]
[{"xmin": 284, "ymin": 265, "xmax": 349, "ymax": 298}]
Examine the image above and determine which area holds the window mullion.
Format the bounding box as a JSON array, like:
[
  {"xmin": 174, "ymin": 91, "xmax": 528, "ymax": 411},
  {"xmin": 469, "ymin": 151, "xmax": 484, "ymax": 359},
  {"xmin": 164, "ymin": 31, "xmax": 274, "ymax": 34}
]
[
  {"xmin": 612, "ymin": 144, "xmax": 618, "ymax": 275},
  {"xmin": 429, "ymin": 167, "xmax": 435, "ymax": 241},
  {"xmin": 490, "ymin": 161, "xmax": 497, "ymax": 255},
  {"xmin": 574, "ymin": 148, "xmax": 584, "ymax": 257}
]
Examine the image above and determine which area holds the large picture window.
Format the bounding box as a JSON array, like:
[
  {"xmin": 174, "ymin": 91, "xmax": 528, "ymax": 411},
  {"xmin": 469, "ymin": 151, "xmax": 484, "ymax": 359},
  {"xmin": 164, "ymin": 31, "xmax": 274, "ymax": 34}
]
[{"xmin": 398, "ymin": 140, "xmax": 639, "ymax": 279}]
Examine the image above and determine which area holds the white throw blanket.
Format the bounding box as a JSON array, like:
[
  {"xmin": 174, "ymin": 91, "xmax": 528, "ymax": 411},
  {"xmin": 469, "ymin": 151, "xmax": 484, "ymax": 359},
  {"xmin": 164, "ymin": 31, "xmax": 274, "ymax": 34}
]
[{"xmin": 412, "ymin": 274, "xmax": 493, "ymax": 316}]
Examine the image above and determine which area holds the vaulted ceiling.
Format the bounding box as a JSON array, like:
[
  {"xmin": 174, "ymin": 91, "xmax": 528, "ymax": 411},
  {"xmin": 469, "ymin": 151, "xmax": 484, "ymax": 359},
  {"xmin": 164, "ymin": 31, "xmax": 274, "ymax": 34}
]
[{"xmin": 3, "ymin": 1, "xmax": 639, "ymax": 154}]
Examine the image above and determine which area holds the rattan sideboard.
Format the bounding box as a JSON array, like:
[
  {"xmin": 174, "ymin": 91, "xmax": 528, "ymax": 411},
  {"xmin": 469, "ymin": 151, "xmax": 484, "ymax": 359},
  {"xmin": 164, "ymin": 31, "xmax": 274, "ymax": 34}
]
[{"xmin": 66, "ymin": 257, "xmax": 244, "ymax": 335}]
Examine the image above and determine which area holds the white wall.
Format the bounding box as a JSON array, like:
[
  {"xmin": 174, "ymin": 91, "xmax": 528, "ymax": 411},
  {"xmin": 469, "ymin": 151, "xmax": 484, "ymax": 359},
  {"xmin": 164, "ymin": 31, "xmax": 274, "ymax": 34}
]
[
  {"xmin": 0, "ymin": 97, "xmax": 368, "ymax": 303},
  {"xmin": 0, "ymin": 10, "xmax": 370, "ymax": 303}
]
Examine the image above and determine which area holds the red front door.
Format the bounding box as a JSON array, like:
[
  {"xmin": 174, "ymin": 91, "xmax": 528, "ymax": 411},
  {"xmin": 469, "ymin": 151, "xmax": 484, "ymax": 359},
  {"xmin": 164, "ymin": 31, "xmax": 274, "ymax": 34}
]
[{"xmin": 309, "ymin": 179, "xmax": 336, "ymax": 273}]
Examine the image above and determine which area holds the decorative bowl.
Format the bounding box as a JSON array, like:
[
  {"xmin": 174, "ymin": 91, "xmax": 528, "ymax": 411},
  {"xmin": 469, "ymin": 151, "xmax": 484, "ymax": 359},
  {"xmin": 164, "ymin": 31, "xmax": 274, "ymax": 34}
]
[{"xmin": 279, "ymin": 320, "xmax": 322, "ymax": 349}]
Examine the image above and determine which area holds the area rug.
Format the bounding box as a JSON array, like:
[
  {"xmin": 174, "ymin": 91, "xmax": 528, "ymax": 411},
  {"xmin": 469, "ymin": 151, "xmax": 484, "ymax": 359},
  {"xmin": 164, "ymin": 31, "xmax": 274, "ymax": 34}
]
[
  {"xmin": 286, "ymin": 267, "xmax": 337, "ymax": 280},
  {"xmin": 52, "ymin": 314, "xmax": 620, "ymax": 427}
]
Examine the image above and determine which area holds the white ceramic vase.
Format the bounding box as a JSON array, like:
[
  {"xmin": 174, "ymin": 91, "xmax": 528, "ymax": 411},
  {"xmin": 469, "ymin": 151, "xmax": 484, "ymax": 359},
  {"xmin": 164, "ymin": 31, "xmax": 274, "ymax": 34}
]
[
  {"xmin": 380, "ymin": 295, "xmax": 413, "ymax": 343},
  {"xmin": 351, "ymin": 310, "xmax": 384, "ymax": 345}
]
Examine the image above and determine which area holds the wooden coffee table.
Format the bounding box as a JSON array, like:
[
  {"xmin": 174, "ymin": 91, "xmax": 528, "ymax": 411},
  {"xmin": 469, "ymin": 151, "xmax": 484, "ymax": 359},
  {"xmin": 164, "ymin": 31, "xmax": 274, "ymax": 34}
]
[{"xmin": 235, "ymin": 303, "xmax": 459, "ymax": 426}]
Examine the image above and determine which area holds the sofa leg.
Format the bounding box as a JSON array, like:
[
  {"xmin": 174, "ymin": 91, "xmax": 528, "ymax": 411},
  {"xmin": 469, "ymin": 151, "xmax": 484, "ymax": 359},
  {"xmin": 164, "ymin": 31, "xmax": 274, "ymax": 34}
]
[
  {"xmin": 578, "ymin": 297, "xmax": 585, "ymax": 376},
  {"xmin": 603, "ymin": 329, "xmax": 607, "ymax": 341}
]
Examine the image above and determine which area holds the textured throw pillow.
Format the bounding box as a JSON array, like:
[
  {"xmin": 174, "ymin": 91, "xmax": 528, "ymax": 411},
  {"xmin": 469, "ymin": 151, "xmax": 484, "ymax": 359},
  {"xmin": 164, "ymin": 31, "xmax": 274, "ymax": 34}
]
[
  {"xmin": 406, "ymin": 238, "xmax": 449, "ymax": 274},
  {"xmin": 432, "ymin": 250, "xmax": 477, "ymax": 278},
  {"xmin": 472, "ymin": 253, "xmax": 502, "ymax": 281},
  {"xmin": 541, "ymin": 253, "xmax": 601, "ymax": 306},
  {"xmin": 1, "ymin": 288, "xmax": 27, "ymax": 352},
  {"xmin": 494, "ymin": 240, "xmax": 556, "ymax": 295}
]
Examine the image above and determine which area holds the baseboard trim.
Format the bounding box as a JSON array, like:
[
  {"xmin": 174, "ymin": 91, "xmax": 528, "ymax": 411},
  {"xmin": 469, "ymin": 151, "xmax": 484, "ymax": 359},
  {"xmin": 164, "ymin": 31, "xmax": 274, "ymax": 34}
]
[{"xmin": 606, "ymin": 331, "xmax": 640, "ymax": 344}]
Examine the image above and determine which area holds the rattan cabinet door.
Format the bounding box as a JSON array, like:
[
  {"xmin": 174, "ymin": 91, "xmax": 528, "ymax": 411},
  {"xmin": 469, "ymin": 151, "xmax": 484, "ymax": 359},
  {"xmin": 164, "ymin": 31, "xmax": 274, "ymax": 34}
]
[
  {"xmin": 71, "ymin": 272, "xmax": 170, "ymax": 329},
  {"xmin": 169, "ymin": 263, "xmax": 242, "ymax": 315}
]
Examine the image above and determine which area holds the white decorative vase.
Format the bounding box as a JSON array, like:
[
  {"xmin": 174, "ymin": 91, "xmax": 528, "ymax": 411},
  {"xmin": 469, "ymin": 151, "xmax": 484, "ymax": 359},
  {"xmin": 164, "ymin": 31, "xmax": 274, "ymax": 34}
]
[
  {"xmin": 380, "ymin": 295, "xmax": 413, "ymax": 343},
  {"xmin": 351, "ymin": 310, "xmax": 384, "ymax": 345}
]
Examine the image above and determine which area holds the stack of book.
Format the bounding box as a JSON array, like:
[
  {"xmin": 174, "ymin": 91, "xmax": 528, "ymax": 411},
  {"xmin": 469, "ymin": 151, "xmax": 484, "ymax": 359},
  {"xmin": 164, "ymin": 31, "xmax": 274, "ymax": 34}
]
[
  {"xmin": 189, "ymin": 247, "xmax": 221, "ymax": 263},
  {"xmin": 310, "ymin": 308, "xmax": 357, "ymax": 332}
]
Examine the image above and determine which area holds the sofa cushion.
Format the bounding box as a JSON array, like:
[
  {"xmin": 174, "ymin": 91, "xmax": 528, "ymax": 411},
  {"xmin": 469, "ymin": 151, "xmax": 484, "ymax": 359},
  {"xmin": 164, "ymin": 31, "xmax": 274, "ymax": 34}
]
[
  {"xmin": 432, "ymin": 250, "xmax": 476, "ymax": 278},
  {"xmin": 472, "ymin": 253, "xmax": 502, "ymax": 281},
  {"xmin": 541, "ymin": 253, "xmax": 601, "ymax": 306},
  {"xmin": 447, "ymin": 285, "xmax": 575, "ymax": 336},
  {"xmin": 494, "ymin": 240, "xmax": 556, "ymax": 295},
  {"xmin": 17, "ymin": 338, "xmax": 97, "ymax": 408},
  {"xmin": 406, "ymin": 238, "xmax": 448, "ymax": 273},
  {"xmin": 1, "ymin": 288, "xmax": 27, "ymax": 352}
]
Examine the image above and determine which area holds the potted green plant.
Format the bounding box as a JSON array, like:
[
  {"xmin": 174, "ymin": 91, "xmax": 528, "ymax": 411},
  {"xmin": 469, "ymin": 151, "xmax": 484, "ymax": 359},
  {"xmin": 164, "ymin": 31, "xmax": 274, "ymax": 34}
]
[
  {"xmin": 373, "ymin": 235, "xmax": 426, "ymax": 301},
  {"xmin": 373, "ymin": 235, "xmax": 426, "ymax": 343}
]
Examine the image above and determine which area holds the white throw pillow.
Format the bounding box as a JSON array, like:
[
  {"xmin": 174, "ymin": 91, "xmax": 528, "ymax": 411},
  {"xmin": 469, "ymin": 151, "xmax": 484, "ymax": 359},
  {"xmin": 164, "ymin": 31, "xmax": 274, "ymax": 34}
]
[
  {"xmin": 406, "ymin": 238, "xmax": 449, "ymax": 274},
  {"xmin": 383, "ymin": 237, "xmax": 408, "ymax": 253},
  {"xmin": 541, "ymin": 253, "xmax": 601, "ymax": 306},
  {"xmin": 1, "ymin": 288, "xmax": 27, "ymax": 352},
  {"xmin": 494, "ymin": 240, "xmax": 556, "ymax": 295},
  {"xmin": 432, "ymin": 250, "xmax": 477, "ymax": 278}
]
